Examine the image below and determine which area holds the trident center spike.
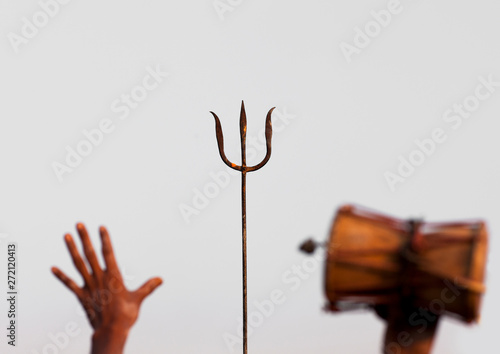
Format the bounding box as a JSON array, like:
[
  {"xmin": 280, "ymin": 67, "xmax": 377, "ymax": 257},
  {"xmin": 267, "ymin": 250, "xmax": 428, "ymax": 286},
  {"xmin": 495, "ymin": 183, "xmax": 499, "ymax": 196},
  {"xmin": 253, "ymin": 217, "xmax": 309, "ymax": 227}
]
[{"xmin": 210, "ymin": 101, "xmax": 274, "ymax": 354}]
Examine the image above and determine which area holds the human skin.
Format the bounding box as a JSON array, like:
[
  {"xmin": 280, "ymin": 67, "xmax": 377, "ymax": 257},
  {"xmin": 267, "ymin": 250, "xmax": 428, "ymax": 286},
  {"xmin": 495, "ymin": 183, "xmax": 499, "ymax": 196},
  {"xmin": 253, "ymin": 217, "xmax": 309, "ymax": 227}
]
[
  {"xmin": 51, "ymin": 223, "xmax": 163, "ymax": 354},
  {"xmin": 376, "ymin": 302, "xmax": 440, "ymax": 354}
]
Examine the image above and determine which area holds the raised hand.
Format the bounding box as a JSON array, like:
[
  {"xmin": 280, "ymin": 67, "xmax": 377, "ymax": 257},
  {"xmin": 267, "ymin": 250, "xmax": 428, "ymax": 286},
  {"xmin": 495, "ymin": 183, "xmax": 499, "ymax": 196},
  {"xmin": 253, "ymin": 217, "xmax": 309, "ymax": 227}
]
[
  {"xmin": 375, "ymin": 302, "xmax": 440, "ymax": 354},
  {"xmin": 51, "ymin": 223, "xmax": 162, "ymax": 354}
]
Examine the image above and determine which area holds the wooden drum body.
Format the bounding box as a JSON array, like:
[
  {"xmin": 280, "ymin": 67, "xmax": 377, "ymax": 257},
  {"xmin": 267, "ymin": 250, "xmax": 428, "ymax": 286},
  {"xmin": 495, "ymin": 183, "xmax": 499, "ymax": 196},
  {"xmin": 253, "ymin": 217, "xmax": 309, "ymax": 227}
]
[{"xmin": 324, "ymin": 205, "xmax": 488, "ymax": 323}]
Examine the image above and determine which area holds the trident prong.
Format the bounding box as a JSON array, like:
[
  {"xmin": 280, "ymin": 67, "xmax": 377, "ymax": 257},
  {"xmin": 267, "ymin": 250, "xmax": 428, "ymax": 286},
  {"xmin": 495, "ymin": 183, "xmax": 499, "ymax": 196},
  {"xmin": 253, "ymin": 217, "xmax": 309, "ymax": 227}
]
[
  {"xmin": 210, "ymin": 101, "xmax": 274, "ymax": 354},
  {"xmin": 210, "ymin": 101, "xmax": 274, "ymax": 172}
]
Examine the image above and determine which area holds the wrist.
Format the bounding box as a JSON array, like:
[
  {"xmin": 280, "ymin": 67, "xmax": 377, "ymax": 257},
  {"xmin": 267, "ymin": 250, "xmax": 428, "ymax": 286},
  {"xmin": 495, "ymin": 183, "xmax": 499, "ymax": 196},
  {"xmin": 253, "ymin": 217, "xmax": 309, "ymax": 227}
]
[{"xmin": 92, "ymin": 325, "xmax": 130, "ymax": 354}]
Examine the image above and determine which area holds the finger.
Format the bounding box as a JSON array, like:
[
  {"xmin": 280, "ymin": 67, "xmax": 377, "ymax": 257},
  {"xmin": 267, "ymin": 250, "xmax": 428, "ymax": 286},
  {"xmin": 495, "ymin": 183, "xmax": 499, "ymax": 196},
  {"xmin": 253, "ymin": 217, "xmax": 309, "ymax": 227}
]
[
  {"xmin": 99, "ymin": 226, "xmax": 120, "ymax": 274},
  {"xmin": 64, "ymin": 234, "xmax": 93, "ymax": 288},
  {"xmin": 134, "ymin": 277, "xmax": 163, "ymax": 303},
  {"xmin": 51, "ymin": 266, "xmax": 82, "ymax": 298},
  {"xmin": 76, "ymin": 223, "xmax": 102, "ymax": 276}
]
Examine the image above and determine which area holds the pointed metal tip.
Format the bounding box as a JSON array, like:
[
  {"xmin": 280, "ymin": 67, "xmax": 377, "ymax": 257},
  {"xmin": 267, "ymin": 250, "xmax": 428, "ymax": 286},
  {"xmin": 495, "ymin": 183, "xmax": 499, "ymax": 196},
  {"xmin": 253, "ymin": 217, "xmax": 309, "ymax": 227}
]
[{"xmin": 240, "ymin": 101, "xmax": 247, "ymax": 122}]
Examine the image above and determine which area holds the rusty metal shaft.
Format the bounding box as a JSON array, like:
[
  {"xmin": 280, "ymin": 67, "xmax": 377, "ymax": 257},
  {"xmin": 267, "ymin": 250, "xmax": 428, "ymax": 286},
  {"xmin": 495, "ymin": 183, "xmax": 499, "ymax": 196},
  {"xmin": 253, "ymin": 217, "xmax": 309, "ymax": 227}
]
[{"xmin": 211, "ymin": 101, "xmax": 274, "ymax": 354}]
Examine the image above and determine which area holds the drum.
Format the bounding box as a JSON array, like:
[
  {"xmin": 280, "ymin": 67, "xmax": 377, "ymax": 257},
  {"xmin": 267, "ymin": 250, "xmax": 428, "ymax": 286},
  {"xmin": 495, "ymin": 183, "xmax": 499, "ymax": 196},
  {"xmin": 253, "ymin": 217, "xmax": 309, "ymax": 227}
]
[{"xmin": 324, "ymin": 205, "xmax": 488, "ymax": 323}]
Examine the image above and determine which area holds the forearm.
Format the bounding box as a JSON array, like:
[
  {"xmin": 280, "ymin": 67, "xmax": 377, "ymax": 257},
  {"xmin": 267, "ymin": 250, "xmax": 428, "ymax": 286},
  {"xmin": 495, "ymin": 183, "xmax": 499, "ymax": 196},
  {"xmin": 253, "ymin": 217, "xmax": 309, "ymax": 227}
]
[
  {"xmin": 383, "ymin": 309, "xmax": 440, "ymax": 354},
  {"xmin": 91, "ymin": 326, "xmax": 130, "ymax": 354}
]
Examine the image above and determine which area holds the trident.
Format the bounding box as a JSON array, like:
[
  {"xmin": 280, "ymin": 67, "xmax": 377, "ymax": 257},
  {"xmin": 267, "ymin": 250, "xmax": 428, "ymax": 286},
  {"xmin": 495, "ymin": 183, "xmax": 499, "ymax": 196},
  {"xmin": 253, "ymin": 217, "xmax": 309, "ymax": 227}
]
[{"xmin": 211, "ymin": 101, "xmax": 274, "ymax": 354}]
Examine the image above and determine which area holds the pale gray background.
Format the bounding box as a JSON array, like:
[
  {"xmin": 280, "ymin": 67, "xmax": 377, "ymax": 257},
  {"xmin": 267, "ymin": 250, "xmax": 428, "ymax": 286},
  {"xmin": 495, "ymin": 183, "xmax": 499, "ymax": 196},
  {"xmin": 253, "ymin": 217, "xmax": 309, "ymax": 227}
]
[{"xmin": 0, "ymin": 0, "xmax": 499, "ymax": 353}]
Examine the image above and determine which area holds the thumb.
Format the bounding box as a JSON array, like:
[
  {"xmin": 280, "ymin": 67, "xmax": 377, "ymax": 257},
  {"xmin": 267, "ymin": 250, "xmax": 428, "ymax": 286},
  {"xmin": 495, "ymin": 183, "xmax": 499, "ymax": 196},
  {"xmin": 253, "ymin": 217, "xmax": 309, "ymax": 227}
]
[{"xmin": 134, "ymin": 277, "xmax": 163, "ymax": 303}]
